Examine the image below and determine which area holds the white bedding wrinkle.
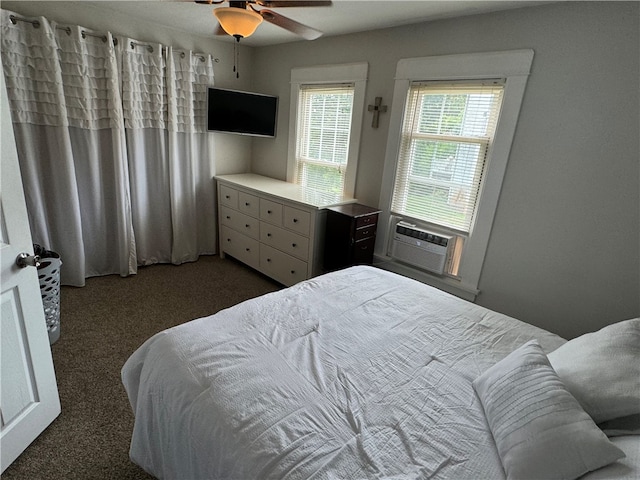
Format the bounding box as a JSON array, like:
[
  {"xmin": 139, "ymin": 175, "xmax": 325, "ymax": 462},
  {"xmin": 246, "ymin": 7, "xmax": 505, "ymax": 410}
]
[{"xmin": 122, "ymin": 266, "xmax": 566, "ymax": 479}]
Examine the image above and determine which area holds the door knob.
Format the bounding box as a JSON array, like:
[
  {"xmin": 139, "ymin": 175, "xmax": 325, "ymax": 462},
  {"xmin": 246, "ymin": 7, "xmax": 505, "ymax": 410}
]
[{"xmin": 16, "ymin": 252, "xmax": 41, "ymax": 268}]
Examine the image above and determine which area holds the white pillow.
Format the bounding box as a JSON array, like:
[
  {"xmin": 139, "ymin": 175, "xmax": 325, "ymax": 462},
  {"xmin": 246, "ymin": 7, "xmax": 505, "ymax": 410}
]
[
  {"xmin": 548, "ymin": 318, "xmax": 640, "ymax": 424},
  {"xmin": 473, "ymin": 340, "xmax": 624, "ymax": 480}
]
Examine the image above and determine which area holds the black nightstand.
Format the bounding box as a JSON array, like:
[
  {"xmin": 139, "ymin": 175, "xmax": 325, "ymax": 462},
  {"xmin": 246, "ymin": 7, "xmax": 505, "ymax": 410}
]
[{"xmin": 324, "ymin": 204, "xmax": 381, "ymax": 271}]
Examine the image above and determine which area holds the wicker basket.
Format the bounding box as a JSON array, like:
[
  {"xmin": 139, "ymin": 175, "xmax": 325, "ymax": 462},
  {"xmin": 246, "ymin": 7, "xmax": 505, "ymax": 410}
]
[{"xmin": 38, "ymin": 258, "xmax": 62, "ymax": 345}]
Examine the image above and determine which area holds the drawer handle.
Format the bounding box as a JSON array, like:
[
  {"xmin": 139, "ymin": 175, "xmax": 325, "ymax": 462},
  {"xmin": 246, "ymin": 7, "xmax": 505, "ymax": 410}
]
[
  {"xmin": 245, "ymin": 247, "xmax": 250, "ymax": 252},
  {"xmin": 290, "ymin": 270, "xmax": 295, "ymax": 274},
  {"xmin": 245, "ymin": 202, "xmax": 250, "ymax": 206},
  {"xmin": 226, "ymin": 215, "xmax": 231, "ymax": 219},
  {"xmin": 292, "ymin": 243, "xmax": 297, "ymax": 247},
  {"xmin": 267, "ymin": 233, "xmax": 271, "ymax": 237},
  {"xmin": 225, "ymin": 195, "xmax": 230, "ymax": 199},
  {"xmin": 267, "ymin": 258, "xmax": 271, "ymax": 262},
  {"xmin": 267, "ymin": 210, "xmax": 272, "ymax": 214},
  {"xmin": 245, "ymin": 224, "xmax": 250, "ymax": 228},
  {"xmin": 293, "ymin": 218, "xmax": 298, "ymax": 223},
  {"xmin": 226, "ymin": 238, "xmax": 231, "ymax": 242}
]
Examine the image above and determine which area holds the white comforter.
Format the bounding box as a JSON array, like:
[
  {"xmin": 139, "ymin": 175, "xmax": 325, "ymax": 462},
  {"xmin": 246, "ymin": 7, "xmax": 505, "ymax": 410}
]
[{"xmin": 122, "ymin": 266, "xmax": 565, "ymax": 479}]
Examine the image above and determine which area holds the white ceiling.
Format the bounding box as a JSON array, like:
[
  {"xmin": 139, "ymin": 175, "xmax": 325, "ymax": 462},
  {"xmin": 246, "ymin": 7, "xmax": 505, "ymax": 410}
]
[{"xmin": 71, "ymin": 0, "xmax": 553, "ymax": 47}]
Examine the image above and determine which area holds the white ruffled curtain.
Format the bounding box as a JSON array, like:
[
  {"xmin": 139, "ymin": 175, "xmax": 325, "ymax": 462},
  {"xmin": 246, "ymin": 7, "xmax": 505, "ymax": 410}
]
[
  {"xmin": 122, "ymin": 41, "xmax": 216, "ymax": 265},
  {"xmin": 0, "ymin": 10, "xmax": 216, "ymax": 286},
  {"xmin": 121, "ymin": 40, "xmax": 173, "ymax": 265},
  {"xmin": 1, "ymin": 12, "xmax": 86, "ymax": 285},
  {"xmin": 166, "ymin": 47, "xmax": 217, "ymax": 264},
  {"xmin": 54, "ymin": 24, "xmax": 137, "ymax": 281}
]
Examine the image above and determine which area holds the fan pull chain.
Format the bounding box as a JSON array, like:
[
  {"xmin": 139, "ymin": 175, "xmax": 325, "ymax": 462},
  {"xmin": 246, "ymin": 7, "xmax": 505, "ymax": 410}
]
[{"xmin": 233, "ymin": 36, "xmax": 240, "ymax": 79}]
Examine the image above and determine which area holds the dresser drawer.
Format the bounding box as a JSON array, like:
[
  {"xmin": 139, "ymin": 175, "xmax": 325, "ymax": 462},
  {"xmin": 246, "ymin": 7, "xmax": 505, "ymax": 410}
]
[
  {"xmin": 219, "ymin": 184, "xmax": 238, "ymax": 209},
  {"xmin": 260, "ymin": 222, "xmax": 309, "ymax": 260},
  {"xmin": 216, "ymin": 174, "xmax": 329, "ymax": 285},
  {"xmin": 260, "ymin": 244, "xmax": 308, "ymax": 286},
  {"xmin": 259, "ymin": 198, "xmax": 283, "ymax": 226},
  {"xmin": 283, "ymin": 206, "xmax": 310, "ymax": 236},
  {"xmin": 220, "ymin": 206, "xmax": 259, "ymax": 240},
  {"xmin": 220, "ymin": 226, "xmax": 259, "ymax": 269},
  {"xmin": 238, "ymin": 191, "xmax": 259, "ymax": 217}
]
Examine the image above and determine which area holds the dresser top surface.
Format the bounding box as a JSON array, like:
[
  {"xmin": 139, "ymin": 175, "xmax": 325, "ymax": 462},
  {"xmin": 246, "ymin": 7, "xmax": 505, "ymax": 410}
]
[{"xmin": 216, "ymin": 173, "xmax": 356, "ymax": 209}]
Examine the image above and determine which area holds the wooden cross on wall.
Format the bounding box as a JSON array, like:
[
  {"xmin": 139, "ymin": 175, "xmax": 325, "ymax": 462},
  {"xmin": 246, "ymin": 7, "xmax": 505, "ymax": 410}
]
[{"xmin": 367, "ymin": 97, "xmax": 388, "ymax": 128}]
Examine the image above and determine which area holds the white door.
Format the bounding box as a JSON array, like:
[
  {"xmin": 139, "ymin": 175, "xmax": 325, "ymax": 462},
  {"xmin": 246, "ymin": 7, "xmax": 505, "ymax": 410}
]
[{"xmin": 0, "ymin": 59, "xmax": 61, "ymax": 473}]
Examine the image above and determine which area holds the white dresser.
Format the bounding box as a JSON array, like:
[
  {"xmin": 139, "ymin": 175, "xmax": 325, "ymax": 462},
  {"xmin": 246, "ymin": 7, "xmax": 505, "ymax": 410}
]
[{"xmin": 215, "ymin": 173, "xmax": 355, "ymax": 286}]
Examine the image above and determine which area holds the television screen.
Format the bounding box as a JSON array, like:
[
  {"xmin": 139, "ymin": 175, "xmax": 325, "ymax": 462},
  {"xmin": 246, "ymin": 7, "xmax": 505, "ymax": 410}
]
[{"xmin": 207, "ymin": 87, "xmax": 278, "ymax": 138}]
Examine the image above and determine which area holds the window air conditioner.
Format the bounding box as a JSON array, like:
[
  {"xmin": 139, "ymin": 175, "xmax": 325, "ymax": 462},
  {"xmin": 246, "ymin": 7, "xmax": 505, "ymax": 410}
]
[{"xmin": 390, "ymin": 221, "xmax": 453, "ymax": 275}]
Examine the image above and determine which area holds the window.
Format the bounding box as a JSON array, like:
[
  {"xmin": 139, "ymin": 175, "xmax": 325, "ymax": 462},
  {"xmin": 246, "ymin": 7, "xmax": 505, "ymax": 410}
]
[
  {"xmin": 393, "ymin": 81, "xmax": 504, "ymax": 235},
  {"xmin": 288, "ymin": 63, "xmax": 368, "ymax": 198},
  {"xmin": 295, "ymin": 84, "xmax": 354, "ymax": 195},
  {"xmin": 378, "ymin": 50, "xmax": 534, "ymax": 298}
]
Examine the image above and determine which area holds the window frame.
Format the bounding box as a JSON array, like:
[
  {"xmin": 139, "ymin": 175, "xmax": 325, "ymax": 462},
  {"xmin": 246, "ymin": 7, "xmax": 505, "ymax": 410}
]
[
  {"xmin": 377, "ymin": 50, "xmax": 534, "ymax": 300},
  {"xmin": 392, "ymin": 80, "xmax": 505, "ymax": 234},
  {"xmin": 295, "ymin": 84, "xmax": 355, "ymax": 195},
  {"xmin": 287, "ymin": 62, "xmax": 368, "ymax": 198}
]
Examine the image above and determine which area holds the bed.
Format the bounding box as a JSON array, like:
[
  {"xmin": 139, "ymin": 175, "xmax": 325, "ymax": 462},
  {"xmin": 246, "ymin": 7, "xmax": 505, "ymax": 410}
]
[{"xmin": 122, "ymin": 266, "xmax": 640, "ymax": 479}]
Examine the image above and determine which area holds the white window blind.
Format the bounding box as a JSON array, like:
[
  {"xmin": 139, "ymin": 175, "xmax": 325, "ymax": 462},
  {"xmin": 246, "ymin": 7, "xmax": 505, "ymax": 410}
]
[
  {"xmin": 391, "ymin": 81, "xmax": 504, "ymax": 233},
  {"xmin": 295, "ymin": 84, "xmax": 354, "ymax": 195}
]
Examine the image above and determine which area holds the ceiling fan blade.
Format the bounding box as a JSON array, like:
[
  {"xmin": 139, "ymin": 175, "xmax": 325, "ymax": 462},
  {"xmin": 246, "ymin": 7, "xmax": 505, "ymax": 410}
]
[
  {"xmin": 259, "ymin": 8, "xmax": 323, "ymax": 40},
  {"xmin": 254, "ymin": 1, "xmax": 332, "ymax": 7}
]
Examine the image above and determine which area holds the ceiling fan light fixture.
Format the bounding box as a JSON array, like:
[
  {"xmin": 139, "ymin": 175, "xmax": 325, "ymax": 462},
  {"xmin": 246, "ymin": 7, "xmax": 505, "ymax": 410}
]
[{"xmin": 214, "ymin": 7, "xmax": 263, "ymax": 39}]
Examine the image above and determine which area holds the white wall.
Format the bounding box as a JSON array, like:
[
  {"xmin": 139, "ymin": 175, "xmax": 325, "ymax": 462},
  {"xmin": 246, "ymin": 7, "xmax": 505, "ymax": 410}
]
[
  {"xmin": 2, "ymin": 0, "xmax": 255, "ymax": 174},
  {"xmin": 249, "ymin": 2, "xmax": 639, "ymax": 339}
]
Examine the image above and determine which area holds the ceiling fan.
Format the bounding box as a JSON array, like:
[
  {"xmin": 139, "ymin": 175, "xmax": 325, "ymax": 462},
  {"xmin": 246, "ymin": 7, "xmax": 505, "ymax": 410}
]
[{"xmin": 196, "ymin": 0, "xmax": 333, "ymax": 42}]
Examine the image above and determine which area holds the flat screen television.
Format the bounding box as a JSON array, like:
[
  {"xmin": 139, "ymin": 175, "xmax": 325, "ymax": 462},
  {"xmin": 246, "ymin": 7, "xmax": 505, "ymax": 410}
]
[{"xmin": 207, "ymin": 87, "xmax": 278, "ymax": 138}]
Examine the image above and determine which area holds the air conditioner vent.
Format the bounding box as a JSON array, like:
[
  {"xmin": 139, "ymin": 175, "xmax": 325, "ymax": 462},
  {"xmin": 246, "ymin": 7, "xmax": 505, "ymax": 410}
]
[{"xmin": 390, "ymin": 221, "xmax": 453, "ymax": 275}]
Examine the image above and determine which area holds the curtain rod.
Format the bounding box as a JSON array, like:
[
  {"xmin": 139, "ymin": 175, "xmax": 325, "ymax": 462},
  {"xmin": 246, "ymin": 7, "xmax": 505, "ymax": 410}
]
[
  {"xmin": 8, "ymin": 14, "xmax": 219, "ymax": 63},
  {"xmin": 128, "ymin": 41, "xmax": 218, "ymax": 63},
  {"xmin": 9, "ymin": 14, "xmax": 40, "ymax": 28}
]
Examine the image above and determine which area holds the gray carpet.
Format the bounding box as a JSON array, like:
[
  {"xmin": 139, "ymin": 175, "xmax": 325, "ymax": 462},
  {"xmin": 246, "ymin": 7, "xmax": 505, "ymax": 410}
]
[{"xmin": 3, "ymin": 255, "xmax": 281, "ymax": 479}]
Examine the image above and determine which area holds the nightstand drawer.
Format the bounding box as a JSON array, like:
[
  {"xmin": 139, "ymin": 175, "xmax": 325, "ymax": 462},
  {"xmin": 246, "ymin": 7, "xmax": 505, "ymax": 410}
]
[
  {"xmin": 238, "ymin": 191, "xmax": 259, "ymax": 217},
  {"xmin": 220, "ymin": 206, "xmax": 259, "ymax": 240},
  {"xmin": 219, "ymin": 185, "xmax": 238, "ymax": 209},
  {"xmin": 260, "ymin": 198, "xmax": 283, "ymax": 226},
  {"xmin": 283, "ymin": 206, "xmax": 310, "ymax": 235},
  {"xmin": 354, "ymin": 224, "xmax": 377, "ymax": 241},
  {"xmin": 220, "ymin": 226, "xmax": 259, "ymax": 269},
  {"xmin": 353, "ymin": 237, "xmax": 376, "ymax": 264},
  {"xmin": 355, "ymin": 214, "xmax": 377, "ymax": 229},
  {"xmin": 260, "ymin": 222, "xmax": 309, "ymax": 260}
]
